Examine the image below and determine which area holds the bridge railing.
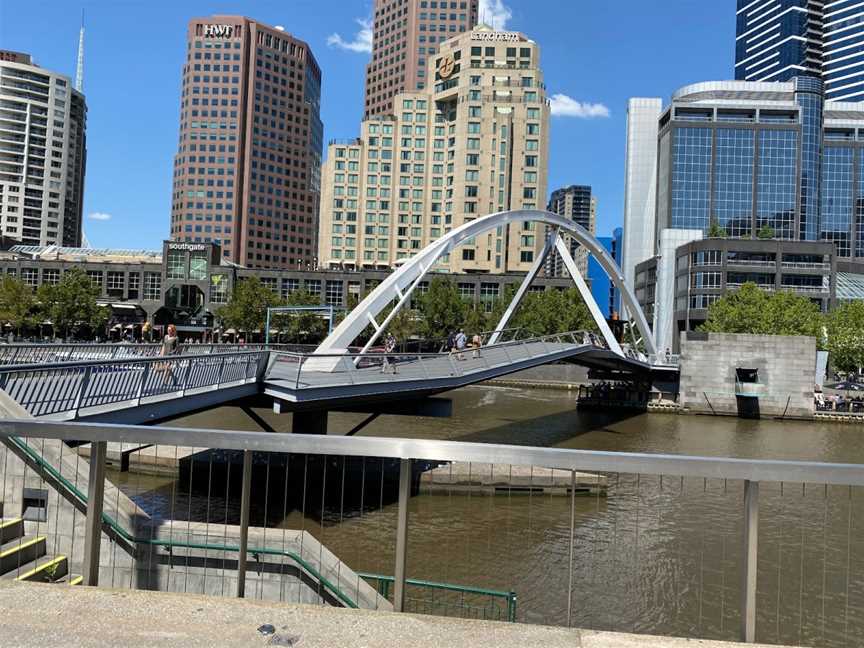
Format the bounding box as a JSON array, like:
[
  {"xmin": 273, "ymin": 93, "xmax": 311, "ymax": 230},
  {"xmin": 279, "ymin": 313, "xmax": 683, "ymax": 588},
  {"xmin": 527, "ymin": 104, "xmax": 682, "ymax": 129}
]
[
  {"xmin": 0, "ymin": 350, "xmax": 269, "ymax": 419},
  {"xmin": 1, "ymin": 419, "xmax": 862, "ymax": 643},
  {"xmin": 268, "ymin": 330, "xmax": 604, "ymax": 390}
]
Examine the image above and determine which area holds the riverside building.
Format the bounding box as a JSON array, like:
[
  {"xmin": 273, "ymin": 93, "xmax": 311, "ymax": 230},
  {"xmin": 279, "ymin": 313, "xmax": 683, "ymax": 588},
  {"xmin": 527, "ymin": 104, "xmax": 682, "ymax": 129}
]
[
  {"xmin": 0, "ymin": 240, "xmax": 571, "ymax": 336},
  {"xmin": 0, "ymin": 50, "xmax": 86, "ymax": 247},
  {"xmin": 624, "ymin": 78, "xmax": 864, "ymax": 351},
  {"xmin": 364, "ymin": 0, "xmax": 478, "ymax": 118},
  {"xmin": 169, "ymin": 16, "xmax": 323, "ymax": 270},
  {"xmin": 319, "ymin": 24, "xmax": 550, "ymax": 274}
]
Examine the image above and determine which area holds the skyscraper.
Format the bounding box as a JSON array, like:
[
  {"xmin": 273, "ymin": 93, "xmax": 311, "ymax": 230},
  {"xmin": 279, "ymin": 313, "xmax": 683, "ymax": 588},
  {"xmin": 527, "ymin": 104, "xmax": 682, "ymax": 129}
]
[
  {"xmin": 169, "ymin": 16, "xmax": 323, "ymax": 269},
  {"xmin": 0, "ymin": 50, "xmax": 86, "ymax": 247},
  {"xmin": 734, "ymin": 1, "xmax": 864, "ymax": 102},
  {"xmin": 364, "ymin": 0, "xmax": 478, "ymax": 118},
  {"xmin": 320, "ymin": 24, "xmax": 549, "ymax": 273},
  {"xmin": 545, "ymin": 185, "xmax": 596, "ymax": 278},
  {"xmin": 621, "ymin": 98, "xmax": 661, "ymax": 297}
]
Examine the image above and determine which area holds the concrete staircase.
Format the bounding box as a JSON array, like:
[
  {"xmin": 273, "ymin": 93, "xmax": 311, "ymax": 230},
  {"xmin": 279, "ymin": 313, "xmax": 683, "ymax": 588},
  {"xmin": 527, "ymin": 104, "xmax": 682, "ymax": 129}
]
[{"xmin": 0, "ymin": 517, "xmax": 81, "ymax": 586}]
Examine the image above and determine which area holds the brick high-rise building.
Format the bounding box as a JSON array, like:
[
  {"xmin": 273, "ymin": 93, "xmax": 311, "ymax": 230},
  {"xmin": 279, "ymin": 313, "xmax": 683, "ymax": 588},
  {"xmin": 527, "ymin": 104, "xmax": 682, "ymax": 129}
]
[
  {"xmin": 364, "ymin": 0, "xmax": 478, "ymax": 118},
  {"xmin": 320, "ymin": 25, "xmax": 549, "ymax": 274},
  {"xmin": 170, "ymin": 16, "xmax": 323, "ymax": 269},
  {"xmin": 0, "ymin": 51, "xmax": 86, "ymax": 247},
  {"xmin": 546, "ymin": 185, "xmax": 596, "ymax": 278}
]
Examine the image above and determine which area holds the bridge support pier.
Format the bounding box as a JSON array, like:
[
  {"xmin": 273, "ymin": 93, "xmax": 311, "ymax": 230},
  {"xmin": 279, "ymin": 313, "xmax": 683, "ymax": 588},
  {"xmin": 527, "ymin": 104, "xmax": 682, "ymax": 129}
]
[{"xmin": 292, "ymin": 410, "xmax": 328, "ymax": 435}]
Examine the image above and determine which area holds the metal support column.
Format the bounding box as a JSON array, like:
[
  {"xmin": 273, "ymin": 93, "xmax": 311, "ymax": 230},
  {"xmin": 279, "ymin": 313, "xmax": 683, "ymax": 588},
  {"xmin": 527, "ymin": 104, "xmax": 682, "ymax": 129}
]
[
  {"xmin": 236, "ymin": 449, "xmax": 253, "ymax": 598},
  {"xmin": 741, "ymin": 479, "xmax": 759, "ymax": 642},
  {"xmin": 82, "ymin": 440, "xmax": 107, "ymax": 586},
  {"xmin": 393, "ymin": 458, "xmax": 411, "ymax": 612}
]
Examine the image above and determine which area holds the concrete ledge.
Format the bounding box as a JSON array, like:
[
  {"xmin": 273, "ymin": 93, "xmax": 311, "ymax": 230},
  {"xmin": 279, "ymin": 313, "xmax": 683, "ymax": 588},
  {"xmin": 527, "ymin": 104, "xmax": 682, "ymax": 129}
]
[{"xmin": 0, "ymin": 580, "xmax": 790, "ymax": 648}]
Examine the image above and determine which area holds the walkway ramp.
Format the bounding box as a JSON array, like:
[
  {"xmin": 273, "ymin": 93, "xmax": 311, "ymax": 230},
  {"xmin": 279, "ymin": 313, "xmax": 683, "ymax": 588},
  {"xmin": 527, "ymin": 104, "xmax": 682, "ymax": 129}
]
[{"xmin": 264, "ymin": 332, "xmax": 652, "ymax": 408}]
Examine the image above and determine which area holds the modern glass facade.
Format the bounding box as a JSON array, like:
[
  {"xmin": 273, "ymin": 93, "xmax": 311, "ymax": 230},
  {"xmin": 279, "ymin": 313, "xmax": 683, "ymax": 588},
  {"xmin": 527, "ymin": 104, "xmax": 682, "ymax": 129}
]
[
  {"xmin": 735, "ymin": 0, "xmax": 822, "ymax": 82},
  {"xmin": 756, "ymin": 129, "xmax": 799, "ymax": 238},
  {"xmin": 824, "ymin": 0, "xmax": 864, "ymax": 101},
  {"xmin": 734, "ymin": 1, "xmax": 864, "ymax": 101},
  {"xmin": 795, "ymin": 76, "xmax": 824, "ymax": 240},
  {"xmin": 821, "ymin": 145, "xmax": 854, "ymax": 257},
  {"xmin": 713, "ymin": 129, "xmax": 754, "ymax": 237},
  {"xmin": 670, "ymin": 127, "xmax": 712, "ymax": 231}
]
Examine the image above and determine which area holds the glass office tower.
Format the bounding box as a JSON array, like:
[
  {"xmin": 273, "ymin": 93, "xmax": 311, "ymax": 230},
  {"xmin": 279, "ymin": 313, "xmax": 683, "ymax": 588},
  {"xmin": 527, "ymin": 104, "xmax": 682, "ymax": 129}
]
[{"xmin": 735, "ymin": 1, "xmax": 864, "ymax": 101}]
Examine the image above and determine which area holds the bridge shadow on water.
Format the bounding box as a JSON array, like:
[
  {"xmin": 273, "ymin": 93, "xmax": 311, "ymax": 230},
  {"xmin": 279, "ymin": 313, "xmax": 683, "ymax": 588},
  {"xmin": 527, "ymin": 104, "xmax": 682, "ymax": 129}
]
[{"xmin": 450, "ymin": 406, "xmax": 643, "ymax": 448}]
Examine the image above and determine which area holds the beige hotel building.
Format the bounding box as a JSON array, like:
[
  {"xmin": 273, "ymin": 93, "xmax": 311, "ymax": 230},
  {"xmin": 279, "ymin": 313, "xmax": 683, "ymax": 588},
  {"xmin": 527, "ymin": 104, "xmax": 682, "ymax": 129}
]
[{"xmin": 319, "ymin": 25, "xmax": 550, "ymax": 274}]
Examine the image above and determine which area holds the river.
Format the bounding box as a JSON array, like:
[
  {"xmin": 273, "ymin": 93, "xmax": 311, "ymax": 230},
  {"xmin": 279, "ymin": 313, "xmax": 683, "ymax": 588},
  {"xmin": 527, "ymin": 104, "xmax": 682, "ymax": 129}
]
[{"xmin": 112, "ymin": 385, "xmax": 864, "ymax": 647}]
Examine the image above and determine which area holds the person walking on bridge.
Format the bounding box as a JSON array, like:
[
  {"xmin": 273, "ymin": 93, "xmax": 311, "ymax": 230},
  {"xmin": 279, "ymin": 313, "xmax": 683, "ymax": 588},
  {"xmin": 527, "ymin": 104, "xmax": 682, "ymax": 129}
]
[
  {"xmin": 160, "ymin": 324, "xmax": 181, "ymax": 386},
  {"xmin": 455, "ymin": 329, "xmax": 467, "ymax": 361}
]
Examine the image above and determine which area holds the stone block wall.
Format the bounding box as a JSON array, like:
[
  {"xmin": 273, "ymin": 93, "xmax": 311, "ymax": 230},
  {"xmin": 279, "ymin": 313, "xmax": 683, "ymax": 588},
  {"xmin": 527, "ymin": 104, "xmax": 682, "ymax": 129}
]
[{"xmin": 678, "ymin": 332, "xmax": 816, "ymax": 418}]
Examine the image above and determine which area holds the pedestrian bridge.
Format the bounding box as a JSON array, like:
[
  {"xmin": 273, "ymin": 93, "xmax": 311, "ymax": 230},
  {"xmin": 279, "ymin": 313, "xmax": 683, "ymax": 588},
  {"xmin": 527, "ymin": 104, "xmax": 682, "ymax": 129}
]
[
  {"xmin": 0, "ymin": 209, "xmax": 675, "ymax": 424},
  {"xmin": 0, "ymin": 331, "xmax": 671, "ymax": 424}
]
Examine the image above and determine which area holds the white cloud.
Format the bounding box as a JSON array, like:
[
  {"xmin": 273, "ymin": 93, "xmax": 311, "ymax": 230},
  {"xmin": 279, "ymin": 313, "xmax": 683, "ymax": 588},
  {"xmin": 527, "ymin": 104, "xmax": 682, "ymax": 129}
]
[
  {"xmin": 327, "ymin": 17, "xmax": 373, "ymax": 54},
  {"xmin": 549, "ymin": 94, "xmax": 610, "ymax": 118},
  {"xmin": 479, "ymin": 0, "xmax": 512, "ymax": 30},
  {"xmin": 87, "ymin": 212, "xmax": 112, "ymax": 221}
]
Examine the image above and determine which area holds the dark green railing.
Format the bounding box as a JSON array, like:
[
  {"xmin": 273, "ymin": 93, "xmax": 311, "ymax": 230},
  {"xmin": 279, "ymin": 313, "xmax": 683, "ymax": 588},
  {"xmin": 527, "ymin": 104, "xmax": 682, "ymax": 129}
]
[
  {"xmin": 359, "ymin": 572, "xmax": 517, "ymax": 623},
  {"xmin": 7, "ymin": 436, "xmax": 519, "ymax": 621}
]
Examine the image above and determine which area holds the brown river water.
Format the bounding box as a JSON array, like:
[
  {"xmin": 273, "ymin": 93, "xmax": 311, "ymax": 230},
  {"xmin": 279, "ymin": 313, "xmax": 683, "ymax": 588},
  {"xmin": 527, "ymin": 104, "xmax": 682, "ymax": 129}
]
[{"xmin": 111, "ymin": 385, "xmax": 864, "ymax": 646}]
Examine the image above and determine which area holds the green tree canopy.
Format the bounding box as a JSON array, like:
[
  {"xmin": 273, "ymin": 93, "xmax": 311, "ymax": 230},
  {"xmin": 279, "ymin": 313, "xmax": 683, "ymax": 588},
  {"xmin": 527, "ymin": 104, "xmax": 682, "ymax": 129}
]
[
  {"xmin": 0, "ymin": 276, "xmax": 35, "ymax": 334},
  {"xmin": 825, "ymin": 300, "xmax": 864, "ymax": 372},
  {"xmin": 756, "ymin": 224, "xmax": 775, "ymax": 239},
  {"xmin": 511, "ymin": 288, "xmax": 597, "ymax": 337},
  {"xmin": 416, "ymin": 277, "xmax": 466, "ymax": 340},
  {"xmin": 272, "ymin": 290, "xmax": 329, "ymax": 343},
  {"xmin": 707, "ymin": 222, "xmax": 728, "ymax": 238},
  {"xmin": 216, "ymin": 277, "xmax": 282, "ymax": 339},
  {"xmin": 700, "ymin": 283, "xmax": 822, "ymax": 339},
  {"xmin": 37, "ymin": 268, "xmax": 106, "ymax": 338}
]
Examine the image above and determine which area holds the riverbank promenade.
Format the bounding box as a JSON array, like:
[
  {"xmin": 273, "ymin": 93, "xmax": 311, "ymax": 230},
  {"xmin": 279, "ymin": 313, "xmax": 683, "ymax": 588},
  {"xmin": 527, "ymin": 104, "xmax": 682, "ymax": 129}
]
[{"xmin": 0, "ymin": 580, "xmax": 789, "ymax": 648}]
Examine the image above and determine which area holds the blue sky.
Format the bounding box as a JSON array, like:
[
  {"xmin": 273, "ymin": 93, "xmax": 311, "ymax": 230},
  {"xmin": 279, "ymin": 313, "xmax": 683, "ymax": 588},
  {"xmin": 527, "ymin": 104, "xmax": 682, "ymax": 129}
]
[{"xmin": 0, "ymin": 1, "xmax": 733, "ymax": 249}]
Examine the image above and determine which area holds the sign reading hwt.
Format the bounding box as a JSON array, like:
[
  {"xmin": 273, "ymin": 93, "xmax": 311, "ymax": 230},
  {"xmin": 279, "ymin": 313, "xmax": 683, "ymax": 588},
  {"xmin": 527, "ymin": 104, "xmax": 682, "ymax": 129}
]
[{"xmin": 203, "ymin": 24, "xmax": 233, "ymax": 38}]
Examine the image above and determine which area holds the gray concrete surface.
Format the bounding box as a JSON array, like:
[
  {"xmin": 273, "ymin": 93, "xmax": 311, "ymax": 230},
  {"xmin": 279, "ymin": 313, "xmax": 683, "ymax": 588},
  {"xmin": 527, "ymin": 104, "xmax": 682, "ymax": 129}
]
[
  {"xmin": 678, "ymin": 332, "xmax": 816, "ymax": 418},
  {"xmin": 0, "ymin": 580, "xmax": 791, "ymax": 648}
]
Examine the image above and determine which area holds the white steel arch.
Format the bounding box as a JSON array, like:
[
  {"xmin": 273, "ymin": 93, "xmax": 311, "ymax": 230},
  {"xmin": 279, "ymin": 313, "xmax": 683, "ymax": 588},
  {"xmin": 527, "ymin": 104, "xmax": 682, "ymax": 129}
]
[{"xmin": 315, "ymin": 209, "xmax": 656, "ymax": 358}]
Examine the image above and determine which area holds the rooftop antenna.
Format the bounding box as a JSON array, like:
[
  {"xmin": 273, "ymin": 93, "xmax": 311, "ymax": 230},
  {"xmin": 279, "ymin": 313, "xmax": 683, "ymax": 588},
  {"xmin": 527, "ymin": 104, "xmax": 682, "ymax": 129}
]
[{"xmin": 75, "ymin": 9, "xmax": 84, "ymax": 92}]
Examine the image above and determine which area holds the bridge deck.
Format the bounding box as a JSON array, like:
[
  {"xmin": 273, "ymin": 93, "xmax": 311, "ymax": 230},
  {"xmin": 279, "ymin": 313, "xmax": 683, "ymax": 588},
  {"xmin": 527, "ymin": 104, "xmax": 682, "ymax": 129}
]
[{"xmin": 264, "ymin": 337, "xmax": 652, "ymax": 406}]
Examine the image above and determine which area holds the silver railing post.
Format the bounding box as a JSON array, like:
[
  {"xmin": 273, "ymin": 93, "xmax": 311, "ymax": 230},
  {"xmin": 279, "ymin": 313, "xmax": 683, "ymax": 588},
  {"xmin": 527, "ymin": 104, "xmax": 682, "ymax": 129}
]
[
  {"xmin": 72, "ymin": 365, "xmax": 93, "ymax": 418},
  {"xmin": 82, "ymin": 440, "xmax": 107, "ymax": 586},
  {"xmin": 393, "ymin": 457, "xmax": 411, "ymax": 612},
  {"xmin": 236, "ymin": 448, "xmax": 253, "ymax": 598},
  {"xmin": 135, "ymin": 362, "xmax": 151, "ymax": 406},
  {"xmin": 741, "ymin": 479, "xmax": 759, "ymax": 642}
]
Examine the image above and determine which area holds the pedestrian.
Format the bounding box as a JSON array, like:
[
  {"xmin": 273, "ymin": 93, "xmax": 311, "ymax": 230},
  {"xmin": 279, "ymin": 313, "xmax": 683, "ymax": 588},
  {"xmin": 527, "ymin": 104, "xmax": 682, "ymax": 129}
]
[
  {"xmin": 446, "ymin": 330, "xmax": 456, "ymax": 355},
  {"xmin": 471, "ymin": 333, "xmax": 482, "ymax": 359},
  {"xmin": 160, "ymin": 324, "xmax": 180, "ymax": 385},
  {"xmin": 664, "ymin": 347, "xmax": 671, "ymax": 364},
  {"xmin": 381, "ymin": 332, "xmax": 398, "ymax": 374},
  {"xmin": 455, "ymin": 329, "xmax": 467, "ymax": 360}
]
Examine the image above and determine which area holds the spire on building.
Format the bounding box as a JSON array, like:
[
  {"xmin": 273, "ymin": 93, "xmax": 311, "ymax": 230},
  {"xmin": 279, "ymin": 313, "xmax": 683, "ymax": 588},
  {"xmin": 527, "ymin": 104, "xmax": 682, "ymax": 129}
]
[{"xmin": 75, "ymin": 9, "xmax": 84, "ymax": 92}]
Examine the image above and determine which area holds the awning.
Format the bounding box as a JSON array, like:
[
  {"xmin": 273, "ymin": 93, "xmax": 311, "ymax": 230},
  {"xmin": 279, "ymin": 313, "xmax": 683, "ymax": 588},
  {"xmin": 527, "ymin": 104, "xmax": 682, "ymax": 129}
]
[{"xmin": 110, "ymin": 303, "xmax": 139, "ymax": 310}]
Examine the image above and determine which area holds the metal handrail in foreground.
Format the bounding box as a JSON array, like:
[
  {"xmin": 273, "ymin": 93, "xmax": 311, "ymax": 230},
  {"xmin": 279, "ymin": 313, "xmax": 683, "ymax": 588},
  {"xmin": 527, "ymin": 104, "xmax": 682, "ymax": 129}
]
[
  {"xmin": 2, "ymin": 418, "xmax": 864, "ymax": 641},
  {"xmin": 2, "ymin": 419, "xmax": 864, "ymax": 641}
]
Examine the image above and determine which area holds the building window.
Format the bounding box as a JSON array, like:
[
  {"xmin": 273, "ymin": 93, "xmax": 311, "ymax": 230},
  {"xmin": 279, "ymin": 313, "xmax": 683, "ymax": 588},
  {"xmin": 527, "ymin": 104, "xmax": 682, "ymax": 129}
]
[
  {"xmin": 21, "ymin": 268, "xmax": 38, "ymax": 289},
  {"xmin": 166, "ymin": 249, "xmax": 186, "ymax": 280},
  {"xmin": 210, "ymin": 273, "xmax": 229, "ymax": 303},
  {"xmin": 189, "ymin": 250, "xmax": 208, "ymax": 280},
  {"xmin": 144, "ymin": 273, "xmax": 162, "ymax": 301},
  {"xmin": 128, "ymin": 273, "xmax": 140, "ymax": 299},
  {"xmin": 42, "ymin": 269, "xmax": 60, "ymax": 285},
  {"xmin": 86, "ymin": 271, "xmax": 103, "ymax": 289},
  {"xmin": 282, "ymin": 278, "xmax": 300, "ymax": 298},
  {"xmin": 305, "ymin": 279, "xmax": 321, "ymax": 296},
  {"xmin": 325, "ymin": 280, "xmax": 343, "ymax": 306},
  {"xmin": 107, "ymin": 271, "xmax": 125, "ymax": 297}
]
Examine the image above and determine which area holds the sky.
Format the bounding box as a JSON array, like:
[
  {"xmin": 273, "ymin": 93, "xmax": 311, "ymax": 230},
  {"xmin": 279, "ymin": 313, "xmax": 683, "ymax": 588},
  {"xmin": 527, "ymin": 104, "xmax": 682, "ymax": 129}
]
[{"xmin": 0, "ymin": 0, "xmax": 734, "ymax": 249}]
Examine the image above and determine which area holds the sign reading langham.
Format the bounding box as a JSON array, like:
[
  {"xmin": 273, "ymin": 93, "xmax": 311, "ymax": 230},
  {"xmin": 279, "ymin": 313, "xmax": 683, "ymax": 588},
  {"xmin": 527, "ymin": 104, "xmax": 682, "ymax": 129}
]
[
  {"xmin": 469, "ymin": 31, "xmax": 520, "ymax": 42},
  {"xmin": 203, "ymin": 24, "xmax": 234, "ymax": 38}
]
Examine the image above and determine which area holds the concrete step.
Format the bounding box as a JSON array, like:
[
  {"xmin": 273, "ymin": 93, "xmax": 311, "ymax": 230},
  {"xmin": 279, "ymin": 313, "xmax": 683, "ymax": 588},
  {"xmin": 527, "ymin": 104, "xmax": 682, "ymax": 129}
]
[
  {"xmin": 7, "ymin": 554, "xmax": 69, "ymax": 583},
  {"xmin": 0, "ymin": 536, "xmax": 46, "ymax": 577},
  {"xmin": 0, "ymin": 517, "xmax": 24, "ymax": 544}
]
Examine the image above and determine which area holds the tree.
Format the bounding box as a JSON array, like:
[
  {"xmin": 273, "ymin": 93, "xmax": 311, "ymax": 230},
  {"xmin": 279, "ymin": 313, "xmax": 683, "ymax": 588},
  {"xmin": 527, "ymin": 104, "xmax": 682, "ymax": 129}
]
[
  {"xmin": 0, "ymin": 276, "xmax": 35, "ymax": 335},
  {"xmin": 756, "ymin": 224, "xmax": 775, "ymax": 239},
  {"xmin": 511, "ymin": 288, "xmax": 597, "ymax": 337},
  {"xmin": 707, "ymin": 222, "xmax": 728, "ymax": 238},
  {"xmin": 216, "ymin": 277, "xmax": 282, "ymax": 340},
  {"xmin": 825, "ymin": 300, "xmax": 864, "ymax": 372},
  {"xmin": 273, "ymin": 290, "xmax": 329, "ymax": 343},
  {"xmin": 416, "ymin": 277, "xmax": 466, "ymax": 340},
  {"xmin": 37, "ymin": 268, "xmax": 105, "ymax": 339},
  {"xmin": 700, "ymin": 283, "xmax": 822, "ymax": 339}
]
